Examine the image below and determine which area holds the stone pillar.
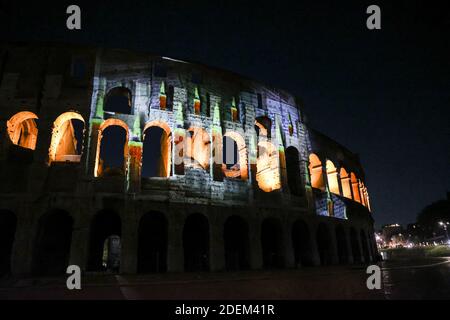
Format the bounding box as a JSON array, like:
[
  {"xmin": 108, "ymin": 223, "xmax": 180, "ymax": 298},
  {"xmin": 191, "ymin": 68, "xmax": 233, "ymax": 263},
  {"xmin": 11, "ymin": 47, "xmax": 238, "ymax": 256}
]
[
  {"xmin": 68, "ymin": 212, "xmax": 90, "ymax": 271},
  {"xmin": 209, "ymin": 216, "xmax": 225, "ymax": 271},
  {"xmin": 344, "ymin": 227, "xmax": 354, "ymax": 264},
  {"xmin": 120, "ymin": 209, "xmax": 138, "ymax": 274},
  {"xmin": 86, "ymin": 119, "xmax": 102, "ymax": 177},
  {"xmin": 337, "ymin": 168, "xmax": 344, "ymax": 197},
  {"xmin": 329, "ymin": 226, "xmax": 340, "ymax": 265},
  {"xmin": 167, "ymin": 212, "xmax": 184, "ymax": 272},
  {"xmin": 127, "ymin": 141, "xmax": 142, "ymax": 193},
  {"xmin": 248, "ymin": 218, "xmax": 263, "ymax": 270},
  {"xmin": 284, "ymin": 222, "xmax": 295, "ymax": 268},
  {"xmin": 309, "ymin": 226, "xmax": 321, "ymax": 267}
]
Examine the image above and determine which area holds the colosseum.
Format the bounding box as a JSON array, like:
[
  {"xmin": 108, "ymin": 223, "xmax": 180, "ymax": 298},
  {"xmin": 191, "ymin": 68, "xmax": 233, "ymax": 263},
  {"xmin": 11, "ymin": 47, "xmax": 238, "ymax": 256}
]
[{"xmin": 0, "ymin": 43, "xmax": 376, "ymax": 277}]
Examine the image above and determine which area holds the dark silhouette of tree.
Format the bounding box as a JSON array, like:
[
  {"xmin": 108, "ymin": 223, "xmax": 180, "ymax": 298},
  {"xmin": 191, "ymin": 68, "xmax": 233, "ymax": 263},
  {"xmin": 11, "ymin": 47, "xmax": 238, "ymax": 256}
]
[{"xmin": 417, "ymin": 196, "xmax": 450, "ymax": 239}]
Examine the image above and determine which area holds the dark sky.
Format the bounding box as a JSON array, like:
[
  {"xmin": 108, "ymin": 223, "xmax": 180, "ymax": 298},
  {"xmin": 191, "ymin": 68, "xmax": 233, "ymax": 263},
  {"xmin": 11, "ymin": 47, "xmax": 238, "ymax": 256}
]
[{"xmin": 1, "ymin": 0, "xmax": 449, "ymax": 228}]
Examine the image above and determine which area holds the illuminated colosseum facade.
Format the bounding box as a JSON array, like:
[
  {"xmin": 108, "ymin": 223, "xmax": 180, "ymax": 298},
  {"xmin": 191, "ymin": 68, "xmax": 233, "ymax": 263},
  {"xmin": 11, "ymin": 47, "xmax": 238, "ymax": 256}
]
[{"xmin": 0, "ymin": 44, "xmax": 376, "ymax": 276}]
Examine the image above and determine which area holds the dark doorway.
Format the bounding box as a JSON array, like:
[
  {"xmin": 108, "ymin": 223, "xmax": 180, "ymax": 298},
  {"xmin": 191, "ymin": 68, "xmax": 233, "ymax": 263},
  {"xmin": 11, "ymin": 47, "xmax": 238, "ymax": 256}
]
[
  {"xmin": 350, "ymin": 227, "xmax": 362, "ymax": 263},
  {"xmin": 286, "ymin": 146, "xmax": 301, "ymax": 196},
  {"xmin": 142, "ymin": 126, "xmax": 169, "ymax": 178},
  {"xmin": 316, "ymin": 223, "xmax": 332, "ymax": 266},
  {"xmin": 104, "ymin": 87, "xmax": 132, "ymax": 114},
  {"xmin": 360, "ymin": 229, "xmax": 371, "ymax": 263},
  {"xmin": 335, "ymin": 225, "xmax": 349, "ymax": 264},
  {"xmin": 291, "ymin": 219, "xmax": 314, "ymax": 267},
  {"xmin": 32, "ymin": 210, "xmax": 73, "ymax": 276},
  {"xmin": 99, "ymin": 126, "xmax": 127, "ymax": 177},
  {"xmin": 138, "ymin": 211, "xmax": 168, "ymax": 273},
  {"xmin": 0, "ymin": 210, "xmax": 17, "ymax": 276},
  {"xmin": 224, "ymin": 215, "xmax": 250, "ymax": 271},
  {"xmin": 183, "ymin": 213, "xmax": 209, "ymax": 272},
  {"xmin": 261, "ymin": 218, "xmax": 285, "ymax": 269},
  {"xmin": 87, "ymin": 210, "xmax": 121, "ymax": 272}
]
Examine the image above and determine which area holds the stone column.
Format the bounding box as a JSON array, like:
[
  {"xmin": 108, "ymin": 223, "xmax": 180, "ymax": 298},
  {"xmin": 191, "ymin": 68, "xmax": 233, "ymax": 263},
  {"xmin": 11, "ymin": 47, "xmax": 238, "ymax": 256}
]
[
  {"xmin": 329, "ymin": 226, "xmax": 340, "ymax": 265},
  {"xmin": 344, "ymin": 227, "xmax": 354, "ymax": 264},
  {"xmin": 167, "ymin": 211, "xmax": 184, "ymax": 272},
  {"xmin": 68, "ymin": 210, "xmax": 90, "ymax": 271},
  {"xmin": 284, "ymin": 222, "xmax": 295, "ymax": 268},
  {"xmin": 127, "ymin": 141, "xmax": 143, "ymax": 193},
  {"xmin": 309, "ymin": 226, "xmax": 321, "ymax": 266},
  {"xmin": 10, "ymin": 208, "xmax": 36, "ymax": 275},
  {"xmin": 86, "ymin": 119, "xmax": 102, "ymax": 177},
  {"xmin": 209, "ymin": 216, "xmax": 225, "ymax": 272},
  {"xmin": 120, "ymin": 208, "xmax": 138, "ymax": 274},
  {"xmin": 248, "ymin": 219, "xmax": 263, "ymax": 270}
]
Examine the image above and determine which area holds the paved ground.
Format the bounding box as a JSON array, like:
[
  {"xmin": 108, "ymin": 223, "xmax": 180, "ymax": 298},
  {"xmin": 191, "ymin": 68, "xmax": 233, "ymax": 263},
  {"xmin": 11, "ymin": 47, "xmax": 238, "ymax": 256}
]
[{"xmin": 1, "ymin": 257, "xmax": 449, "ymax": 300}]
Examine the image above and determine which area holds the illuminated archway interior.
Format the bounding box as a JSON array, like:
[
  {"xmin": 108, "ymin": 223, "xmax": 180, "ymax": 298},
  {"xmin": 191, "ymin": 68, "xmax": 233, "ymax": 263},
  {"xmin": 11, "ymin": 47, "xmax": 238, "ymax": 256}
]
[
  {"xmin": 350, "ymin": 173, "xmax": 361, "ymax": 203},
  {"xmin": 48, "ymin": 112, "xmax": 85, "ymax": 164},
  {"xmin": 256, "ymin": 141, "xmax": 280, "ymax": 192},
  {"xmin": 326, "ymin": 160, "xmax": 339, "ymax": 194},
  {"xmin": 7, "ymin": 111, "xmax": 39, "ymax": 150},
  {"xmin": 340, "ymin": 167, "xmax": 352, "ymax": 199},
  {"xmin": 309, "ymin": 153, "xmax": 324, "ymax": 190}
]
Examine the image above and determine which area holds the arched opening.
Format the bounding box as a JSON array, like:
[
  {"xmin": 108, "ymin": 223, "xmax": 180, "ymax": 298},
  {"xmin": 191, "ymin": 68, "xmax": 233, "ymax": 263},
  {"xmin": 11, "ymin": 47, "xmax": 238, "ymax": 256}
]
[
  {"xmin": 309, "ymin": 154, "xmax": 324, "ymax": 191},
  {"xmin": 48, "ymin": 112, "xmax": 85, "ymax": 163},
  {"xmin": 222, "ymin": 136, "xmax": 240, "ymax": 179},
  {"xmin": 254, "ymin": 116, "xmax": 271, "ymax": 139},
  {"xmin": 6, "ymin": 111, "xmax": 39, "ymax": 150},
  {"xmin": 291, "ymin": 219, "xmax": 314, "ymax": 267},
  {"xmin": 261, "ymin": 218, "xmax": 284, "ymax": 269},
  {"xmin": 360, "ymin": 229, "xmax": 370, "ymax": 263},
  {"xmin": 316, "ymin": 223, "xmax": 332, "ymax": 266},
  {"xmin": 326, "ymin": 160, "xmax": 340, "ymax": 194},
  {"xmin": 350, "ymin": 173, "xmax": 361, "ymax": 203},
  {"xmin": 340, "ymin": 168, "xmax": 352, "ymax": 199},
  {"xmin": 32, "ymin": 210, "xmax": 73, "ymax": 276},
  {"xmin": 142, "ymin": 121, "xmax": 171, "ymax": 178},
  {"xmin": 87, "ymin": 210, "xmax": 121, "ymax": 272},
  {"xmin": 286, "ymin": 146, "xmax": 301, "ymax": 196},
  {"xmin": 0, "ymin": 210, "xmax": 17, "ymax": 276},
  {"xmin": 186, "ymin": 127, "xmax": 210, "ymax": 171},
  {"xmin": 137, "ymin": 211, "xmax": 168, "ymax": 273},
  {"xmin": 96, "ymin": 119, "xmax": 129, "ymax": 177},
  {"xmin": 256, "ymin": 141, "xmax": 280, "ymax": 192},
  {"xmin": 104, "ymin": 87, "xmax": 132, "ymax": 114},
  {"xmin": 350, "ymin": 227, "xmax": 361, "ymax": 263},
  {"xmin": 183, "ymin": 213, "xmax": 209, "ymax": 272},
  {"xmin": 224, "ymin": 215, "xmax": 250, "ymax": 271},
  {"xmin": 335, "ymin": 225, "xmax": 349, "ymax": 264}
]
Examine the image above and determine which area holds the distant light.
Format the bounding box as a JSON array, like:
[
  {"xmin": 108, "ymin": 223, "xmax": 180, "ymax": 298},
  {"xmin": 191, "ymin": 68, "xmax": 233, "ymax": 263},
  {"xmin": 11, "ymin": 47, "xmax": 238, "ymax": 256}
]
[{"xmin": 162, "ymin": 56, "xmax": 189, "ymax": 64}]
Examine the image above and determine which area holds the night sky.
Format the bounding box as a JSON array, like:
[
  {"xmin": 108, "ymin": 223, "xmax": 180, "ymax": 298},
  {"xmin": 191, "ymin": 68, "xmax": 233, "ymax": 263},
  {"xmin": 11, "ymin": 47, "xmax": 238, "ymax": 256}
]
[{"xmin": 1, "ymin": 1, "xmax": 449, "ymax": 228}]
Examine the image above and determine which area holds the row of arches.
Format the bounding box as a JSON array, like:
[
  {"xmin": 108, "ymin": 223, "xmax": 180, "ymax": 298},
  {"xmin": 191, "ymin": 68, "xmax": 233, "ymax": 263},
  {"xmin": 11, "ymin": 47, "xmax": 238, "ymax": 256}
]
[
  {"xmin": 309, "ymin": 153, "xmax": 371, "ymax": 209},
  {"xmin": 0, "ymin": 209, "xmax": 376, "ymax": 277},
  {"xmin": 6, "ymin": 111, "xmax": 85, "ymax": 165}
]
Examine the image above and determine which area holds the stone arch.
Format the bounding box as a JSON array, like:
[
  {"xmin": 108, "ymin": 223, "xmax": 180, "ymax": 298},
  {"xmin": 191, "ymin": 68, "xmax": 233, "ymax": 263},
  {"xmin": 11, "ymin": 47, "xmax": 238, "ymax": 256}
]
[
  {"xmin": 142, "ymin": 120, "xmax": 172, "ymax": 178},
  {"xmin": 326, "ymin": 160, "xmax": 340, "ymax": 194},
  {"xmin": 255, "ymin": 116, "xmax": 271, "ymax": 138},
  {"xmin": 316, "ymin": 223, "xmax": 333, "ymax": 266},
  {"xmin": 335, "ymin": 224, "xmax": 349, "ymax": 264},
  {"xmin": 104, "ymin": 86, "xmax": 133, "ymax": 114},
  {"xmin": 223, "ymin": 131, "xmax": 248, "ymax": 179},
  {"xmin": 95, "ymin": 118, "xmax": 129, "ymax": 177},
  {"xmin": 137, "ymin": 211, "xmax": 168, "ymax": 273},
  {"xmin": 340, "ymin": 167, "xmax": 352, "ymax": 199},
  {"xmin": 87, "ymin": 210, "xmax": 122, "ymax": 272},
  {"xmin": 183, "ymin": 213, "xmax": 209, "ymax": 272},
  {"xmin": 350, "ymin": 227, "xmax": 362, "ymax": 263},
  {"xmin": 256, "ymin": 141, "xmax": 280, "ymax": 192},
  {"xmin": 223, "ymin": 215, "xmax": 250, "ymax": 271},
  {"xmin": 350, "ymin": 173, "xmax": 362, "ymax": 203},
  {"xmin": 32, "ymin": 209, "xmax": 73, "ymax": 276},
  {"xmin": 261, "ymin": 217, "xmax": 285, "ymax": 269},
  {"xmin": 0, "ymin": 210, "xmax": 17, "ymax": 276},
  {"xmin": 186, "ymin": 127, "xmax": 211, "ymax": 171},
  {"xmin": 6, "ymin": 111, "xmax": 39, "ymax": 150},
  {"xmin": 291, "ymin": 219, "xmax": 314, "ymax": 267},
  {"xmin": 48, "ymin": 111, "xmax": 85, "ymax": 164},
  {"xmin": 309, "ymin": 153, "xmax": 324, "ymax": 190},
  {"xmin": 286, "ymin": 146, "xmax": 301, "ymax": 196}
]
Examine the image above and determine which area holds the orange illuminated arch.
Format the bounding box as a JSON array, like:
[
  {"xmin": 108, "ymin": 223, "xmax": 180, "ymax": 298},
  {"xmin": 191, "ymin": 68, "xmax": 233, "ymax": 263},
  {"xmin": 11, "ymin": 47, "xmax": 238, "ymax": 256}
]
[
  {"xmin": 6, "ymin": 111, "xmax": 39, "ymax": 150},
  {"xmin": 326, "ymin": 160, "xmax": 340, "ymax": 194},
  {"xmin": 48, "ymin": 111, "xmax": 85, "ymax": 163},
  {"xmin": 256, "ymin": 140, "xmax": 280, "ymax": 192},
  {"xmin": 223, "ymin": 131, "xmax": 248, "ymax": 180},
  {"xmin": 186, "ymin": 127, "xmax": 211, "ymax": 170},
  {"xmin": 142, "ymin": 120, "xmax": 172, "ymax": 178},
  {"xmin": 95, "ymin": 118, "xmax": 130, "ymax": 177},
  {"xmin": 309, "ymin": 154, "xmax": 324, "ymax": 191},
  {"xmin": 350, "ymin": 173, "xmax": 361, "ymax": 203},
  {"xmin": 340, "ymin": 167, "xmax": 352, "ymax": 199}
]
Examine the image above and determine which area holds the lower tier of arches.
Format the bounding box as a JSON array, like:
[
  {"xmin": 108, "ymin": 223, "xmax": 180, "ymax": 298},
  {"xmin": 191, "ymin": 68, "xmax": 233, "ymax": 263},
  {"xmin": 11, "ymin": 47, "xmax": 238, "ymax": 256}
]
[{"xmin": 0, "ymin": 201, "xmax": 378, "ymax": 277}]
